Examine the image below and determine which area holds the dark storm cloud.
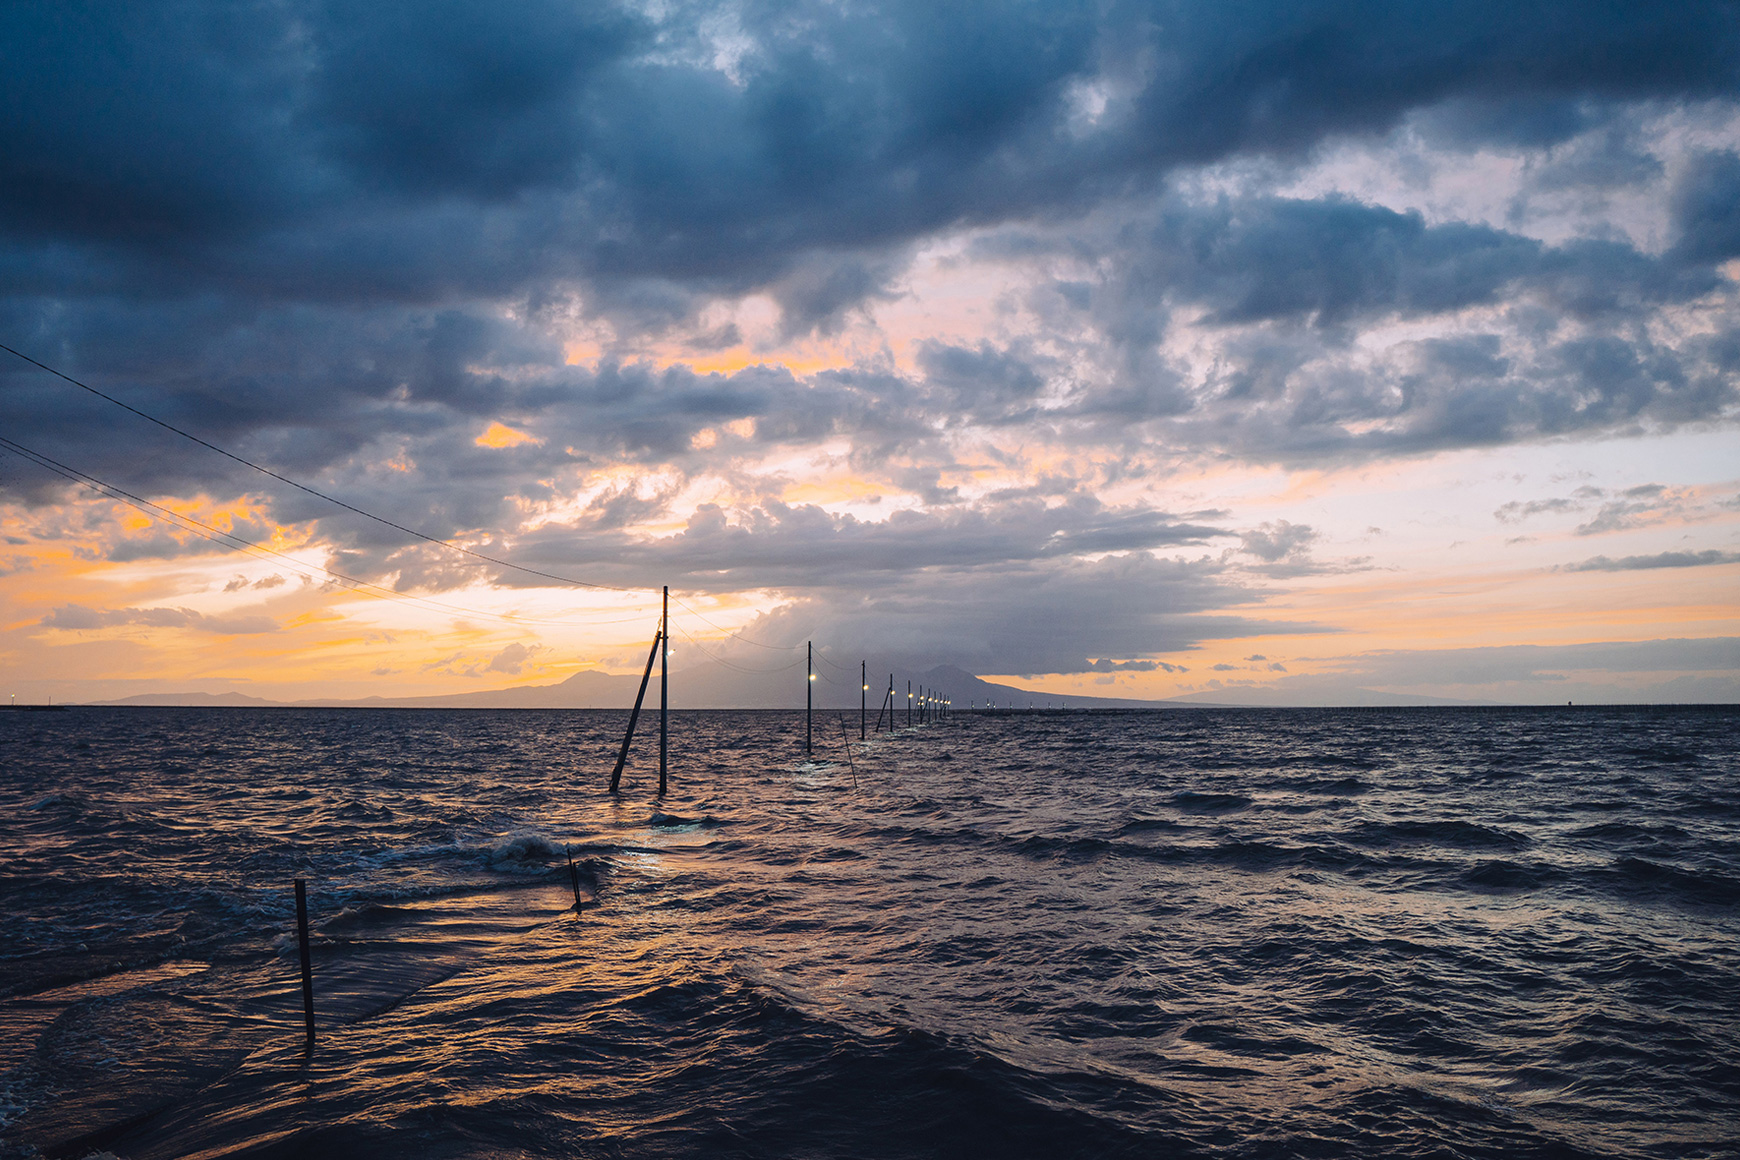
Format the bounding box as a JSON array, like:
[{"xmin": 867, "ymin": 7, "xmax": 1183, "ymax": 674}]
[
  {"xmin": 365, "ymin": 492, "xmax": 1231, "ymax": 594},
  {"xmin": 1670, "ymin": 150, "xmax": 1740, "ymax": 264},
  {"xmin": 686, "ymin": 550, "xmax": 1329, "ymax": 677},
  {"xmin": 2, "ymin": 0, "xmax": 1737, "ymax": 680},
  {"xmin": 5, "ymin": 1, "xmax": 1736, "ymax": 300}
]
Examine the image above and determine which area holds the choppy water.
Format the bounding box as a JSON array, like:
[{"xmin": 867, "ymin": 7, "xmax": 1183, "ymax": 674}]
[{"xmin": 2, "ymin": 706, "xmax": 1736, "ymax": 1159}]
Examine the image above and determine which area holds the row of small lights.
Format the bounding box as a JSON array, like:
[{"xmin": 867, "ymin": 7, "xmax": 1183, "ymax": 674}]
[{"xmin": 807, "ymin": 673, "xmax": 952, "ymax": 710}]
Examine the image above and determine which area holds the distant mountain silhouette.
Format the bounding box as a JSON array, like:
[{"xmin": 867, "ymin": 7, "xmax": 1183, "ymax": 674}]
[{"xmin": 90, "ymin": 660, "xmax": 1205, "ymax": 709}]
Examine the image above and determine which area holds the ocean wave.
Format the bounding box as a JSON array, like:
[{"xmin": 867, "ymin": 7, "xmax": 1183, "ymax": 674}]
[
  {"xmin": 1604, "ymin": 856, "xmax": 1740, "ymax": 906},
  {"xmin": 1350, "ymin": 820, "xmax": 1532, "ymax": 851}
]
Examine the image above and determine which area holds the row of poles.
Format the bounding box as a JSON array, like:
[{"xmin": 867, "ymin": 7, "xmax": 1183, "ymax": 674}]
[
  {"xmin": 288, "ymin": 590, "xmax": 962, "ymax": 1043},
  {"xmin": 804, "ymin": 643, "xmax": 951, "ymax": 756},
  {"xmin": 596, "ymin": 585, "xmax": 959, "ymax": 777}
]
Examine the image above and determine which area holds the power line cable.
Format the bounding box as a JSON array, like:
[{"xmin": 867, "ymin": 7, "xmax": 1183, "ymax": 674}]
[
  {"xmin": 0, "ymin": 341, "xmax": 635, "ymax": 593},
  {"xmin": 0, "ymin": 436, "xmax": 660, "ymax": 631},
  {"xmin": 669, "ymin": 594, "xmax": 800, "ymax": 650},
  {"xmin": 666, "ymin": 625, "xmax": 808, "ymax": 674}
]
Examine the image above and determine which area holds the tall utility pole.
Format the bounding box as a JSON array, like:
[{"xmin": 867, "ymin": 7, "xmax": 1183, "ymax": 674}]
[
  {"xmin": 861, "ymin": 661, "xmax": 867, "ymax": 740},
  {"xmin": 658, "ymin": 585, "xmax": 668, "ymax": 796},
  {"xmin": 806, "ymin": 641, "xmax": 813, "ymax": 756}
]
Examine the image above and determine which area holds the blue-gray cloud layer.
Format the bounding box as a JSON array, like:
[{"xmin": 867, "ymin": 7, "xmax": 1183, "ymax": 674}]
[{"xmin": 3, "ymin": 0, "xmax": 1737, "ymax": 672}]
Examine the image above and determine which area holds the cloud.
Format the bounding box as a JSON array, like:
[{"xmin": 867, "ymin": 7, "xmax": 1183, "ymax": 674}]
[
  {"xmin": 674, "ymin": 549, "xmax": 1331, "ymax": 678},
  {"xmin": 1, "ymin": 1, "xmax": 1737, "ymax": 689},
  {"xmin": 1321, "ymin": 637, "xmax": 1740, "ymax": 685},
  {"xmin": 1086, "ymin": 658, "xmax": 1187, "ymax": 673},
  {"xmin": 225, "ymin": 573, "xmax": 288, "ymax": 592},
  {"xmin": 39, "ymin": 603, "xmax": 277, "ymax": 634},
  {"xmin": 1670, "ymin": 150, "xmax": 1740, "ymax": 263},
  {"xmin": 485, "ymin": 641, "xmax": 543, "ymax": 674},
  {"xmin": 1562, "ymin": 550, "xmax": 1740, "ymax": 572},
  {"xmin": 1239, "ymin": 520, "xmax": 1317, "ymax": 563},
  {"xmin": 1495, "ymin": 492, "xmax": 1595, "ymax": 522},
  {"xmin": 1179, "ymin": 637, "xmax": 1740, "ymax": 704},
  {"xmin": 1574, "ymin": 484, "xmax": 1686, "ymax": 535}
]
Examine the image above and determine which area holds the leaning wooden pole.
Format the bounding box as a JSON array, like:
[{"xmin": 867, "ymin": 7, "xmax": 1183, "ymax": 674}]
[
  {"xmin": 658, "ymin": 586, "xmax": 668, "ymax": 797},
  {"xmin": 610, "ymin": 629, "xmax": 662, "ymax": 793}
]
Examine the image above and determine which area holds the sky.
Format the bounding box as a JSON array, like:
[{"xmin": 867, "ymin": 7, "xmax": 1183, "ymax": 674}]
[{"xmin": 1, "ymin": 0, "xmax": 1737, "ymax": 706}]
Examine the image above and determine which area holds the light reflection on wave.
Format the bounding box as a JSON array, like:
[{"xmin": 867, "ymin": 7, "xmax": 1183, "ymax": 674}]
[{"xmin": 0, "ymin": 705, "xmax": 1736, "ymax": 1159}]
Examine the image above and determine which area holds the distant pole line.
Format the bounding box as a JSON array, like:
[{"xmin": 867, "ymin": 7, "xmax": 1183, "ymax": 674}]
[
  {"xmin": 659, "ymin": 586, "xmax": 669, "ymax": 797},
  {"xmin": 610, "ymin": 628, "xmax": 661, "ymax": 793},
  {"xmin": 0, "ymin": 342, "xmax": 639, "ymax": 596}
]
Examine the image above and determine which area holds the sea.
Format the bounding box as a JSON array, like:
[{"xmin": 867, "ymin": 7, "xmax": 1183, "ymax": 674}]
[{"xmin": 1, "ymin": 705, "xmax": 1736, "ymax": 1160}]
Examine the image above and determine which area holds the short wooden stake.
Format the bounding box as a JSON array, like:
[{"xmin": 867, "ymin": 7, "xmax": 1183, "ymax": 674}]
[
  {"xmin": 567, "ymin": 845, "xmax": 584, "ymax": 914},
  {"xmin": 294, "ymin": 878, "xmax": 315, "ymax": 1043}
]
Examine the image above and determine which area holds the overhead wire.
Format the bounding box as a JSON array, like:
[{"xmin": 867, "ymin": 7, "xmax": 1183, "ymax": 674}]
[
  {"xmin": 666, "ymin": 622, "xmax": 809, "ymax": 674},
  {"xmin": 0, "ymin": 341, "xmax": 636, "ymax": 594},
  {"xmin": 0, "ymin": 436, "xmax": 661, "ymax": 631},
  {"xmin": 669, "ymin": 593, "xmax": 800, "ymax": 650},
  {"xmin": 1, "ymin": 343, "xmax": 856, "ymax": 664}
]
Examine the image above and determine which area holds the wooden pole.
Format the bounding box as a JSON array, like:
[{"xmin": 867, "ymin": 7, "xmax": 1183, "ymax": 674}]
[
  {"xmin": 806, "ymin": 641, "xmax": 813, "ymax": 757},
  {"xmin": 907, "ymin": 679, "xmax": 912, "ymax": 726},
  {"xmin": 610, "ymin": 629, "xmax": 661, "ymax": 793},
  {"xmin": 861, "ymin": 661, "xmax": 867, "ymax": 740},
  {"xmin": 294, "ymin": 878, "xmax": 315, "ymax": 1043},
  {"xmin": 658, "ymin": 586, "xmax": 668, "ymax": 797}
]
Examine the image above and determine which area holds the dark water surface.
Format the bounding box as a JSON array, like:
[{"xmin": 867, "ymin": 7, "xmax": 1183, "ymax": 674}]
[{"xmin": 2, "ymin": 706, "xmax": 1736, "ymax": 1159}]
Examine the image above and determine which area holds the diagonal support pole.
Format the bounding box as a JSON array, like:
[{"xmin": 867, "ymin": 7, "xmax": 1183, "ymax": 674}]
[{"xmin": 610, "ymin": 629, "xmax": 662, "ymax": 793}]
